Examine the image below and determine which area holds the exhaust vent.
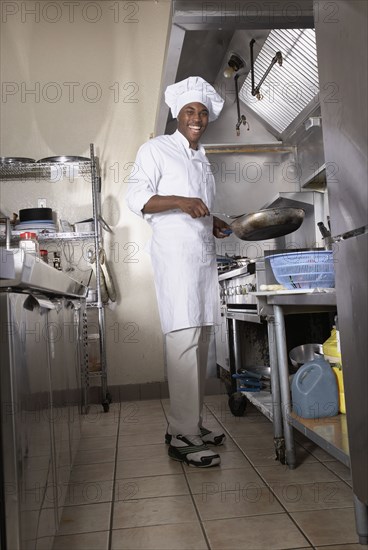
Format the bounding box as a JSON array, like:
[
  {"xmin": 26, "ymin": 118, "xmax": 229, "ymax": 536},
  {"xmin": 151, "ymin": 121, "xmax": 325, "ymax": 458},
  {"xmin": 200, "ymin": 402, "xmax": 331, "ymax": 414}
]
[{"xmin": 240, "ymin": 29, "xmax": 319, "ymax": 134}]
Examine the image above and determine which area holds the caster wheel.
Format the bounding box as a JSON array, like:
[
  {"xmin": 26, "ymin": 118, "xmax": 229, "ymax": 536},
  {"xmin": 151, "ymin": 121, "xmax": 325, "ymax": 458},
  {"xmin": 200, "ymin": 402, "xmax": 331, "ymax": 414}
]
[
  {"xmin": 102, "ymin": 401, "xmax": 110, "ymax": 413},
  {"xmin": 274, "ymin": 438, "xmax": 286, "ymax": 464},
  {"xmin": 276, "ymin": 446, "xmax": 286, "ymax": 465},
  {"xmin": 228, "ymin": 392, "xmax": 247, "ymax": 417},
  {"xmin": 106, "ymin": 392, "xmax": 113, "ymax": 404}
]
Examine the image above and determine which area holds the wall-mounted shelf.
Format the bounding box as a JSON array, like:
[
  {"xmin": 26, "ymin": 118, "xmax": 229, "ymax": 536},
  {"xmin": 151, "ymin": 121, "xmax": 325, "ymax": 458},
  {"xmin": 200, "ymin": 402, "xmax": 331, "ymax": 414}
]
[
  {"xmin": 261, "ymin": 191, "xmax": 317, "ymax": 212},
  {"xmin": 204, "ymin": 144, "xmax": 294, "ymax": 155},
  {"xmin": 301, "ymin": 163, "xmax": 327, "ymax": 190}
]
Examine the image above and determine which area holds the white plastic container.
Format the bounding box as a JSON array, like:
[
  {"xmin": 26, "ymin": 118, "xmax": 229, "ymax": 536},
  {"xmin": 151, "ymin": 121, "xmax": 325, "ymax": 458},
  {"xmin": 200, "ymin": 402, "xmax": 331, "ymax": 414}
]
[{"xmin": 19, "ymin": 232, "xmax": 40, "ymax": 257}]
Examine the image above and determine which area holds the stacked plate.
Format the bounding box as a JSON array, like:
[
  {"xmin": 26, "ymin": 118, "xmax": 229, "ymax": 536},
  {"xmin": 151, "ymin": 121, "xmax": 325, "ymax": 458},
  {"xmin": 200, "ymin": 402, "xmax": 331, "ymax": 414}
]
[
  {"xmin": 15, "ymin": 220, "xmax": 57, "ymax": 233},
  {"xmin": 15, "ymin": 207, "xmax": 57, "ymax": 233}
]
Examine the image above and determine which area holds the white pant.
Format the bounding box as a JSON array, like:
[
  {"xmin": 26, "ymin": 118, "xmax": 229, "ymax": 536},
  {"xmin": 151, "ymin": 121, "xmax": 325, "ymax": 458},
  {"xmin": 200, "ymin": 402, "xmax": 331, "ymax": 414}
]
[{"xmin": 165, "ymin": 326, "xmax": 211, "ymax": 436}]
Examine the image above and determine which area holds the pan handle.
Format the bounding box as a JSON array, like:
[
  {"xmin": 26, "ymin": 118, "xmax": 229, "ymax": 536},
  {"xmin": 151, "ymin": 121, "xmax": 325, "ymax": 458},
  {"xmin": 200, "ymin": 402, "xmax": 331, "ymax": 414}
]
[{"xmin": 212, "ymin": 212, "xmax": 243, "ymax": 219}]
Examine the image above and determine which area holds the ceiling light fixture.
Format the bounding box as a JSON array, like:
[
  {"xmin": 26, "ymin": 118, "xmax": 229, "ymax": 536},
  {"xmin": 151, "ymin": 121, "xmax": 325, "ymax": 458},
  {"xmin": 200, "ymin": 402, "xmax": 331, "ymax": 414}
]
[{"xmin": 223, "ymin": 53, "xmax": 245, "ymax": 79}]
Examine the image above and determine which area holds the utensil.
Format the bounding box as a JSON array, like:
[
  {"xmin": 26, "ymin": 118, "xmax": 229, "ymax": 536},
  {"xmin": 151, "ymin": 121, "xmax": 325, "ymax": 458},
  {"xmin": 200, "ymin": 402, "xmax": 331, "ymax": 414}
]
[
  {"xmin": 87, "ymin": 249, "xmax": 109, "ymax": 304},
  {"xmin": 99, "ymin": 248, "xmax": 116, "ymax": 302},
  {"xmin": 98, "ymin": 215, "xmax": 113, "ymax": 233},
  {"xmin": 289, "ymin": 343, "xmax": 324, "ymax": 369},
  {"xmin": 213, "ymin": 207, "xmax": 305, "ymax": 241},
  {"xmin": 0, "ymin": 157, "xmax": 36, "ymax": 164},
  {"xmin": 317, "ymin": 221, "xmax": 333, "ymax": 249},
  {"xmin": 317, "ymin": 221, "xmax": 331, "ymax": 238},
  {"xmin": 237, "ymin": 366, "xmax": 271, "ymax": 379},
  {"xmin": 37, "ymin": 156, "xmax": 90, "ymax": 163}
]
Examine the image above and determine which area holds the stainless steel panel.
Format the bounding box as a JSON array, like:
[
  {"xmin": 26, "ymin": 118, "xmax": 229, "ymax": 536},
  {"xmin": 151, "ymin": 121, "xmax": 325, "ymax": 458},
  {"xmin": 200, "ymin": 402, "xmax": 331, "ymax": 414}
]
[
  {"xmin": 215, "ymin": 306, "xmax": 230, "ymax": 371},
  {"xmin": 334, "ymin": 232, "xmax": 368, "ymax": 504},
  {"xmin": 314, "ymin": 0, "xmax": 368, "ymax": 235},
  {"xmin": 172, "ymin": 0, "xmax": 314, "ymax": 29},
  {"xmin": 46, "ymin": 302, "xmax": 71, "ymax": 521},
  {"xmin": 0, "ymin": 293, "xmax": 57, "ymax": 550},
  {"xmin": 67, "ymin": 301, "xmax": 83, "ymax": 467},
  {"xmin": 1, "ymin": 293, "xmax": 84, "ymax": 549},
  {"xmin": 0, "ymin": 249, "xmax": 87, "ymax": 298},
  {"xmin": 226, "ymin": 310, "xmax": 261, "ymax": 323},
  {"xmin": 295, "ymin": 124, "xmax": 325, "ymax": 188}
]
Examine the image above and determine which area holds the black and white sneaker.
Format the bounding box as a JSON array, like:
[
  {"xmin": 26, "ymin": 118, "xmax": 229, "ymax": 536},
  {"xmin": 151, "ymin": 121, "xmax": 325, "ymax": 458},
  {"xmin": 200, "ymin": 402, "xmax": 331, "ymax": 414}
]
[
  {"xmin": 168, "ymin": 434, "xmax": 221, "ymax": 468},
  {"xmin": 200, "ymin": 426, "xmax": 226, "ymax": 446},
  {"xmin": 165, "ymin": 427, "xmax": 226, "ymax": 446}
]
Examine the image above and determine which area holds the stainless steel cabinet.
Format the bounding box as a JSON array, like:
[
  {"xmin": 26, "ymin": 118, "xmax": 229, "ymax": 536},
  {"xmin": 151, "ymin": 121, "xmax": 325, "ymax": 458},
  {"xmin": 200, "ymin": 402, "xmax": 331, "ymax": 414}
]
[{"xmin": 0, "ymin": 292, "xmax": 84, "ymax": 550}]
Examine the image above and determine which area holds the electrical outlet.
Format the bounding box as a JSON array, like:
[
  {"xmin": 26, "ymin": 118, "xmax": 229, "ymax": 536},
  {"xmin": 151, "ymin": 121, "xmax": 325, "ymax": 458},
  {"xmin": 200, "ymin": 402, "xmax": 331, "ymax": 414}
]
[{"xmin": 38, "ymin": 198, "xmax": 47, "ymax": 208}]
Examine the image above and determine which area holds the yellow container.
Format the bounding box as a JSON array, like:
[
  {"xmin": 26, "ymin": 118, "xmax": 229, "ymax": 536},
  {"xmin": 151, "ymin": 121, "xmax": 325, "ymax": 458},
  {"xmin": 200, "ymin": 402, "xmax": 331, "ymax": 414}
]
[
  {"xmin": 332, "ymin": 364, "xmax": 346, "ymax": 414},
  {"xmin": 323, "ymin": 328, "xmax": 345, "ymax": 413},
  {"xmin": 323, "ymin": 327, "xmax": 341, "ymax": 363}
]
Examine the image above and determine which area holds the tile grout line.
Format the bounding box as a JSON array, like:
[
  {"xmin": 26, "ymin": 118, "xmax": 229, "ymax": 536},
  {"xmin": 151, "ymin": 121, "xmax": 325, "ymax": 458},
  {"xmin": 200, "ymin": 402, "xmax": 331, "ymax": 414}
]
[
  {"xmin": 107, "ymin": 401, "xmax": 122, "ymax": 550},
  {"xmin": 205, "ymin": 401, "xmax": 317, "ymax": 549},
  {"xmin": 211, "ymin": 401, "xmax": 356, "ymax": 547},
  {"xmin": 295, "ymin": 440, "xmax": 352, "ymax": 489},
  {"xmin": 181, "ymin": 465, "xmax": 212, "ymax": 550},
  {"xmin": 159, "ymin": 398, "xmax": 212, "ymax": 550},
  {"xmin": 107, "ymin": 397, "xmax": 351, "ymax": 549}
]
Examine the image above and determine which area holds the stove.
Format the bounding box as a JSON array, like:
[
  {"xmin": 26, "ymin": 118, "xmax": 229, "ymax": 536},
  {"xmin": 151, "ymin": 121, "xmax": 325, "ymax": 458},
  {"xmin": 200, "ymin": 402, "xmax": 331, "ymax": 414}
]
[
  {"xmin": 215, "ymin": 256, "xmax": 271, "ymax": 379},
  {"xmin": 217, "ymin": 257, "xmax": 267, "ymax": 322}
]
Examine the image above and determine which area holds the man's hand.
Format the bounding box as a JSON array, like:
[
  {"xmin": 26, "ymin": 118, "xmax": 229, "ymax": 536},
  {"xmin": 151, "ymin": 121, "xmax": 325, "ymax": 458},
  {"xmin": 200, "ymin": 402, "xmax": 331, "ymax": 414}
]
[
  {"xmin": 213, "ymin": 216, "xmax": 232, "ymax": 239},
  {"xmin": 177, "ymin": 197, "xmax": 210, "ymax": 218}
]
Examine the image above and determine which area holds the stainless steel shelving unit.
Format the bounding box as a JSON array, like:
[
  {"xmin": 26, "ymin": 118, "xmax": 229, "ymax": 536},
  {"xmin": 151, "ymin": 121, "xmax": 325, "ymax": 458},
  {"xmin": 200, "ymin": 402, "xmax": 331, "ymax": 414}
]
[
  {"xmin": 0, "ymin": 143, "xmax": 112, "ymax": 412},
  {"xmin": 254, "ymin": 290, "xmax": 339, "ymax": 468}
]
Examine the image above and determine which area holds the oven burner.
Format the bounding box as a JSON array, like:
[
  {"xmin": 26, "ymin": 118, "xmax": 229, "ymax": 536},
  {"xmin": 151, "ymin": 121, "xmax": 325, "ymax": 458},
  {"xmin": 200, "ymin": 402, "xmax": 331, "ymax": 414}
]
[{"xmin": 216, "ymin": 255, "xmax": 255, "ymax": 275}]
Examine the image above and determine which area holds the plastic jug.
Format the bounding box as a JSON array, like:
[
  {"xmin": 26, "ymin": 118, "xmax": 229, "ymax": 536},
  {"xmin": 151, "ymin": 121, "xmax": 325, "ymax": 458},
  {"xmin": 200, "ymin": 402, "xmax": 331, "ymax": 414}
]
[
  {"xmin": 323, "ymin": 327, "xmax": 346, "ymax": 414},
  {"xmin": 291, "ymin": 355, "xmax": 339, "ymax": 419},
  {"xmin": 332, "ymin": 364, "xmax": 346, "ymax": 414},
  {"xmin": 322, "ymin": 327, "xmax": 341, "ymax": 363}
]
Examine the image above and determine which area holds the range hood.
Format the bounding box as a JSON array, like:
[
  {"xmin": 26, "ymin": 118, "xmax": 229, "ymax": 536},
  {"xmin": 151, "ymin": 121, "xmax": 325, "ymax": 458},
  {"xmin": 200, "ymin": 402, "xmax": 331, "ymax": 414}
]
[
  {"xmin": 156, "ymin": 0, "xmax": 318, "ymax": 143},
  {"xmin": 239, "ymin": 28, "xmax": 319, "ymax": 135}
]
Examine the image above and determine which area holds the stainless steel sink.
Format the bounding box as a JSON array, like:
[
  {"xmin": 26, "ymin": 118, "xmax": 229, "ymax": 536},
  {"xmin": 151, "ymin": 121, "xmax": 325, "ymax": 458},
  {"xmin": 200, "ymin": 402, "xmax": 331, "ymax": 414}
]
[{"xmin": 0, "ymin": 248, "xmax": 87, "ymax": 297}]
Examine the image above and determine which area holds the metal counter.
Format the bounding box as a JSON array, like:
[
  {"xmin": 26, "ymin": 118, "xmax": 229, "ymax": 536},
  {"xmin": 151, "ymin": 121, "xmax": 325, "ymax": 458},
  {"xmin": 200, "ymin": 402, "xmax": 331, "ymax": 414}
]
[
  {"xmin": 255, "ymin": 275, "xmax": 367, "ymax": 544},
  {"xmin": 0, "ymin": 292, "xmax": 85, "ymax": 550},
  {"xmin": 253, "ymin": 289, "xmax": 337, "ymax": 468}
]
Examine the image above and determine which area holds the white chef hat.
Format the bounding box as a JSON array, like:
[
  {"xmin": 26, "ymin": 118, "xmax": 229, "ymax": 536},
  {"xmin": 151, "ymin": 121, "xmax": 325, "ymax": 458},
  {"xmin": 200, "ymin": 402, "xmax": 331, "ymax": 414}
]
[{"xmin": 165, "ymin": 76, "xmax": 224, "ymax": 122}]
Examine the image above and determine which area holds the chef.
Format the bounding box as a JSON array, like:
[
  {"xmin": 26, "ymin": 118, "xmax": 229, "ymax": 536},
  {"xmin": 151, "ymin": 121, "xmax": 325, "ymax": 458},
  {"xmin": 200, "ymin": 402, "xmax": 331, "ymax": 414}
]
[{"xmin": 126, "ymin": 76, "xmax": 230, "ymax": 467}]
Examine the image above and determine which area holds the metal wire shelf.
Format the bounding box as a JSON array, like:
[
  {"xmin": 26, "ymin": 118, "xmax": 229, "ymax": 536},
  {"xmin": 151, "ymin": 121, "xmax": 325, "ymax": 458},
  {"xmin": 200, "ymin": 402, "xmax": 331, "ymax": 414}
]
[
  {"xmin": 0, "ymin": 161, "xmax": 93, "ymax": 181},
  {"xmin": 1, "ymin": 232, "xmax": 96, "ymax": 242}
]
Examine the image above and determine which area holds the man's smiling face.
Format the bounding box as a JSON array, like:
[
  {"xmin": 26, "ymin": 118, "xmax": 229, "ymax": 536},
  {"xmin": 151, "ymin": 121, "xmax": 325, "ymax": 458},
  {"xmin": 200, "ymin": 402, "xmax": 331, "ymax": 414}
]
[{"xmin": 177, "ymin": 102, "xmax": 209, "ymax": 149}]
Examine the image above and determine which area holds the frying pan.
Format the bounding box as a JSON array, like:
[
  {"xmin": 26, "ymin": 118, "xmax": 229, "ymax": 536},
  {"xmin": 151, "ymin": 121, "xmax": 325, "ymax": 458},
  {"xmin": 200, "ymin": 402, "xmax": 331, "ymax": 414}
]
[
  {"xmin": 213, "ymin": 207, "xmax": 305, "ymax": 241},
  {"xmin": 87, "ymin": 248, "xmax": 117, "ymax": 303}
]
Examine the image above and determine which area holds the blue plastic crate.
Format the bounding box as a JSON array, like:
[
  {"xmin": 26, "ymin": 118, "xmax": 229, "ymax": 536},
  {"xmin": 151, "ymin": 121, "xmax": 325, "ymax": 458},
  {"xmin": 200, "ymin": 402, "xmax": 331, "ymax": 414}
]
[{"xmin": 266, "ymin": 251, "xmax": 335, "ymax": 289}]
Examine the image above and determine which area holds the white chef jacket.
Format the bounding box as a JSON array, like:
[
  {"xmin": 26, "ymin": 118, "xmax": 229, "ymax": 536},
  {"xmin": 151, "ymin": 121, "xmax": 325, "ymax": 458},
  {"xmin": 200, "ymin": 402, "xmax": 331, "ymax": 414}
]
[{"xmin": 126, "ymin": 130, "xmax": 219, "ymax": 334}]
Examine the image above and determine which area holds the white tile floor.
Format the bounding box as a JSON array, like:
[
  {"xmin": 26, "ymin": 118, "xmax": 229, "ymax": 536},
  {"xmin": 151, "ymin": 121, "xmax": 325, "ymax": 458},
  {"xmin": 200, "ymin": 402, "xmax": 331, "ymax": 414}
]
[{"xmin": 50, "ymin": 395, "xmax": 361, "ymax": 550}]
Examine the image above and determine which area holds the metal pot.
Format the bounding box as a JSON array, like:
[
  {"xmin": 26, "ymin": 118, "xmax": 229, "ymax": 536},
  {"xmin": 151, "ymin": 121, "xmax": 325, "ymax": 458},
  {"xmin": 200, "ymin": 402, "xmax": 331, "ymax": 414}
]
[
  {"xmin": 214, "ymin": 207, "xmax": 305, "ymax": 241},
  {"xmin": 289, "ymin": 343, "xmax": 324, "ymax": 369}
]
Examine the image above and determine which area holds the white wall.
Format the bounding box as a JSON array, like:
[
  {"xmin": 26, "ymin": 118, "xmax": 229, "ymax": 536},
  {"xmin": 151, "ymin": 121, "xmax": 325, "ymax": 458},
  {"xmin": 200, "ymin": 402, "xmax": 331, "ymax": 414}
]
[{"xmin": 0, "ymin": 1, "xmax": 172, "ymax": 385}]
